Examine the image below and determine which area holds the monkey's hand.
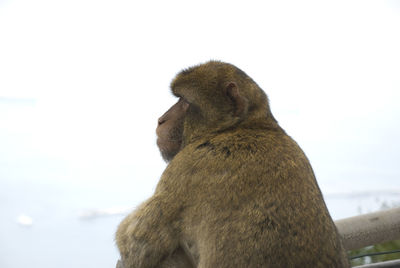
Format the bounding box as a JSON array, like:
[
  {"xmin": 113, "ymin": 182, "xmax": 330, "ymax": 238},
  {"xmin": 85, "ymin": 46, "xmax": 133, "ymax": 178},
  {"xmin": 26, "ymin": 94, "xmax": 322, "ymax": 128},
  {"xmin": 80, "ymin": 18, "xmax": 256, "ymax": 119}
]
[{"xmin": 115, "ymin": 198, "xmax": 179, "ymax": 268}]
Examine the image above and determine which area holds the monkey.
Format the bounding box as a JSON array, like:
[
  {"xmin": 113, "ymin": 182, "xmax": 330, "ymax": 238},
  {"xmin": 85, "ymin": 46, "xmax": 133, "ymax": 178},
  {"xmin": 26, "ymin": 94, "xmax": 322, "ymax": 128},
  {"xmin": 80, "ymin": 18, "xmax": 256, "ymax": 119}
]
[{"xmin": 115, "ymin": 60, "xmax": 350, "ymax": 267}]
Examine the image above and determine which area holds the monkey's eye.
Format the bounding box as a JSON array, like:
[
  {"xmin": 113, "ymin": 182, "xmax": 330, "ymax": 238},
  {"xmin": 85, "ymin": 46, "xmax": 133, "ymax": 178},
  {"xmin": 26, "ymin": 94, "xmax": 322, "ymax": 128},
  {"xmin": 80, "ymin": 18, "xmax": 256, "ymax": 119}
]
[
  {"xmin": 179, "ymin": 97, "xmax": 190, "ymax": 105},
  {"xmin": 179, "ymin": 97, "xmax": 191, "ymax": 111}
]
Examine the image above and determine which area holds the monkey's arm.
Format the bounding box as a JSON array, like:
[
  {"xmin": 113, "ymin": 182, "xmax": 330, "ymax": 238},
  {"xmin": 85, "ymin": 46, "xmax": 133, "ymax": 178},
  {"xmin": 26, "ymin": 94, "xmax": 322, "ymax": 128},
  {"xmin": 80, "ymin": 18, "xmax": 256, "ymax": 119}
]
[{"xmin": 115, "ymin": 195, "xmax": 181, "ymax": 268}]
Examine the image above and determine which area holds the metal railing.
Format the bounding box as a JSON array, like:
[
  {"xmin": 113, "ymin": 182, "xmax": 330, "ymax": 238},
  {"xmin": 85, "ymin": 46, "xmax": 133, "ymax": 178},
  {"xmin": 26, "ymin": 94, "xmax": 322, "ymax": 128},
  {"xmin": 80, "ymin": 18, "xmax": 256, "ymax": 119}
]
[
  {"xmin": 336, "ymin": 207, "xmax": 400, "ymax": 267},
  {"xmin": 336, "ymin": 207, "xmax": 400, "ymax": 250}
]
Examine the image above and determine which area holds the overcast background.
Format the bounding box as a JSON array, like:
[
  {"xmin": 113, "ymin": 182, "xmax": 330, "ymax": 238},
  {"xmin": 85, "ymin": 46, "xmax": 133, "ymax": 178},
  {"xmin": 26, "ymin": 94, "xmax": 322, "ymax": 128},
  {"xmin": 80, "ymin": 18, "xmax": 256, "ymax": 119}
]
[{"xmin": 0, "ymin": 0, "xmax": 399, "ymax": 267}]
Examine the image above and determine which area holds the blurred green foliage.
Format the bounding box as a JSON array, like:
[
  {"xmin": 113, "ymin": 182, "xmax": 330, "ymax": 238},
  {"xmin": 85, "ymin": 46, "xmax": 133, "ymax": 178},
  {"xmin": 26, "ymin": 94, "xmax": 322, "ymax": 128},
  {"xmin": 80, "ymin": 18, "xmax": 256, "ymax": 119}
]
[{"xmin": 349, "ymin": 240, "xmax": 400, "ymax": 266}]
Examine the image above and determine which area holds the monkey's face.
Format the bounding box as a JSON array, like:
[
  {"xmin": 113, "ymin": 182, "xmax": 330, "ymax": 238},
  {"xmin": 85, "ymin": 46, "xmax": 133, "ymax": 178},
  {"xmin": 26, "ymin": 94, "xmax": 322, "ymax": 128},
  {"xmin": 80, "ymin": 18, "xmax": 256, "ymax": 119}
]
[
  {"xmin": 156, "ymin": 97, "xmax": 189, "ymax": 162},
  {"xmin": 156, "ymin": 61, "xmax": 272, "ymax": 163},
  {"xmin": 157, "ymin": 62, "xmax": 252, "ymax": 162}
]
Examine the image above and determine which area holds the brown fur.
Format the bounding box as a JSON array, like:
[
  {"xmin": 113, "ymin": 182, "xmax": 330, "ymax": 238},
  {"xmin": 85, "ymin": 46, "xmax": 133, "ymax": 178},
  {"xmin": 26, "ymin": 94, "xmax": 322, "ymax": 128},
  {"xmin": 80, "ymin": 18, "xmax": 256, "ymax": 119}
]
[{"xmin": 116, "ymin": 61, "xmax": 349, "ymax": 267}]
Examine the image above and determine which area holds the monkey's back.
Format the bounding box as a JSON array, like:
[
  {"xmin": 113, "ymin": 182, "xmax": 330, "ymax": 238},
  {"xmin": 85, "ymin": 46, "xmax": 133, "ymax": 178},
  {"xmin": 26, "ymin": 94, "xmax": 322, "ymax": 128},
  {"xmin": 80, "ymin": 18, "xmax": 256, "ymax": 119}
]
[{"xmin": 165, "ymin": 128, "xmax": 349, "ymax": 267}]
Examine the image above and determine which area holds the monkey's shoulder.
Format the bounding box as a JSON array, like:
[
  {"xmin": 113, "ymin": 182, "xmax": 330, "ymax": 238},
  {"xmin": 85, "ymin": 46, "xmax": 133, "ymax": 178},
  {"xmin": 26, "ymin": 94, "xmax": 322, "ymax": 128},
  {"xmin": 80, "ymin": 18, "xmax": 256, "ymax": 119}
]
[
  {"xmin": 167, "ymin": 129, "xmax": 312, "ymax": 180},
  {"xmin": 190, "ymin": 129, "xmax": 305, "ymax": 159}
]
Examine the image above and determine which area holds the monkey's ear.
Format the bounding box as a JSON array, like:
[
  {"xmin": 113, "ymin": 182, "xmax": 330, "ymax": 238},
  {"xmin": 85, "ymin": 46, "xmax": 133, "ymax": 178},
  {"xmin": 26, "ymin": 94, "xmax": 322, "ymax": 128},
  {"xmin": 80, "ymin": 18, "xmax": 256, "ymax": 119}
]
[{"xmin": 225, "ymin": 82, "xmax": 248, "ymax": 117}]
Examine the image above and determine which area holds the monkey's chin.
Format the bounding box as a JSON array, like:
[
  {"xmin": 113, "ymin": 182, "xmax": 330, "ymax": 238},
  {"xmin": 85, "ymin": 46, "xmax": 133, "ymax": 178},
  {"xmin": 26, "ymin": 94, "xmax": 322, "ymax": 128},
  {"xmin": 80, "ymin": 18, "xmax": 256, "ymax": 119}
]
[
  {"xmin": 160, "ymin": 150, "xmax": 175, "ymax": 163},
  {"xmin": 157, "ymin": 138, "xmax": 180, "ymax": 163},
  {"xmin": 157, "ymin": 145, "xmax": 173, "ymax": 163}
]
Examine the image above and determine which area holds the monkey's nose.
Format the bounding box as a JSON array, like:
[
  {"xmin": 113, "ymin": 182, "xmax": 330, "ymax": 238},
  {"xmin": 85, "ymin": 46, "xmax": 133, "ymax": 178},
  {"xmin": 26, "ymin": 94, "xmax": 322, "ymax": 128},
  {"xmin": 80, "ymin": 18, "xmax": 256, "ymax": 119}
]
[{"xmin": 158, "ymin": 118, "xmax": 166, "ymax": 125}]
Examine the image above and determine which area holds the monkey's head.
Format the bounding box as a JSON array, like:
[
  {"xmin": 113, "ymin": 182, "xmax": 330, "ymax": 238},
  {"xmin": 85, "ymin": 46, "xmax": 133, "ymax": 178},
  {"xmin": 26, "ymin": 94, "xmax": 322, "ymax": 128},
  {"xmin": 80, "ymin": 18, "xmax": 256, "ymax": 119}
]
[{"xmin": 156, "ymin": 60, "xmax": 277, "ymax": 162}]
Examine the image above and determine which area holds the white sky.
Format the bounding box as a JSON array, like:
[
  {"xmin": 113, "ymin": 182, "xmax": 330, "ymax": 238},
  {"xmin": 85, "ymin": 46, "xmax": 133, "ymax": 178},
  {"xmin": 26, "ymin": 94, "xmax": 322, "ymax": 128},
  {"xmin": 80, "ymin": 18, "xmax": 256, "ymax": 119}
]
[
  {"xmin": 1, "ymin": 3, "xmax": 399, "ymax": 267},
  {"xmin": 0, "ymin": 0, "xmax": 399, "ymax": 197}
]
